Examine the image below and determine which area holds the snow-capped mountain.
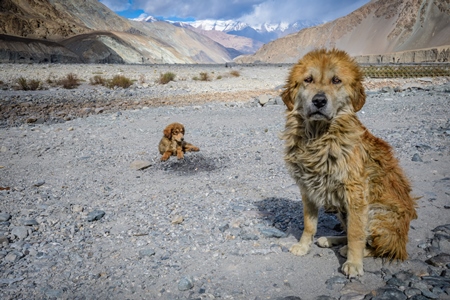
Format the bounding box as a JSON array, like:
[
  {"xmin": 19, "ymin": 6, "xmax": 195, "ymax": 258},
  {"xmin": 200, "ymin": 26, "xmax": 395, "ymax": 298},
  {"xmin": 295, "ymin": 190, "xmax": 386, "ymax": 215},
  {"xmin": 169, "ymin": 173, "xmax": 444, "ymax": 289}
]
[
  {"xmin": 134, "ymin": 14, "xmax": 319, "ymax": 44},
  {"xmin": 178, "ymin": 19, "xmax": 320, "ymax": 43}
]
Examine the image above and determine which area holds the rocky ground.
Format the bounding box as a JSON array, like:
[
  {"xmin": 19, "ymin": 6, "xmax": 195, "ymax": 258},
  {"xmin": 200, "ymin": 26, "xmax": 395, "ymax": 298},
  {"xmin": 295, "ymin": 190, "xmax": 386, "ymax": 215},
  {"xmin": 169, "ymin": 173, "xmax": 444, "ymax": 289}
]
[{"xmin": 0, "ymin": 64, "xmax": 449, "ymax": 299}]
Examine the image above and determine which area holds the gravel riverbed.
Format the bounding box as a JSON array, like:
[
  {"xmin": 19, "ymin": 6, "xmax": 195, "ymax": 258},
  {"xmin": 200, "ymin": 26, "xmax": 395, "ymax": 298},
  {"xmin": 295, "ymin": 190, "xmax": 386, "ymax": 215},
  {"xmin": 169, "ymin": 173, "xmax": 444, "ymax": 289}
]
[{"xmin": 0, "ymin": 64, "xmax": 449, "ymax": 299}]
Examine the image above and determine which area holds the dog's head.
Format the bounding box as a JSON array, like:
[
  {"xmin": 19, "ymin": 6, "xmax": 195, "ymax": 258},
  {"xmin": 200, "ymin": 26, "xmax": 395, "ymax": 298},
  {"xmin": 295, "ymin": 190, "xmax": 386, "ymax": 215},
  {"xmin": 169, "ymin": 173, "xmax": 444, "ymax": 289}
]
[
  {"xmin": 163, "ymin": 122, "xmax": 185, "ymax": 142},
  {"xmin": 281, "ymin": 49, "xmax": 365, "ymax": 121}
]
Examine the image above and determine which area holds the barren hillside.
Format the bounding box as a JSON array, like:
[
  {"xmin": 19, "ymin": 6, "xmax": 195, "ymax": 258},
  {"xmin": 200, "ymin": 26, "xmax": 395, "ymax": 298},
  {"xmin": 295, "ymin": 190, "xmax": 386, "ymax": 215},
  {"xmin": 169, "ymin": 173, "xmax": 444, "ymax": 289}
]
[{"xmin": 236, "ymin": 0, "xmax": 450, "ymax": 63}]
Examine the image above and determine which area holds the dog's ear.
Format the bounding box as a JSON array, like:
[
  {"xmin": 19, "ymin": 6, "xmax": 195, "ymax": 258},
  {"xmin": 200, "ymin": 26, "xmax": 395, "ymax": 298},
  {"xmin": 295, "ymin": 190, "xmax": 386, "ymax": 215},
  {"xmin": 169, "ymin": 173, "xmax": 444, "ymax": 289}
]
[
  {"xmin": 351, "ymin": 79, "xmax": 366, "ymax": 112},
  {"xmin": 163, "ymin": 125, "xmax": 172, "ymax": 139},
  {"xmin": 281, "ymin": 84, "xmax": 295, "ymax": 111}
]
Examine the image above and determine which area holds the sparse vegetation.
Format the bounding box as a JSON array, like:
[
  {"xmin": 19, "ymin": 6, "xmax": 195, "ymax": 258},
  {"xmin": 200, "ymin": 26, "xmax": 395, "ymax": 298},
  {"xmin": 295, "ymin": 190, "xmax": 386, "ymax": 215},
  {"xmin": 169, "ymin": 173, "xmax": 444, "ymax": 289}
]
[
  {"xmin": 230, "ymin": 70, "xmax": 240, "ymax": 77},
  {"xmin": 216, "ymin": 75, "xmax": 223, "ymax": 80},
  {"xmin": 90, "ymin": 75, "xmax": 107, "ymax": 86},
  {"xmin": 107, "ymin": 75, "xmax": 133, "ymax": 89},
  {"xmin": 199, "ymin": 72, "xmax": 210, "ymax": 81},
  {"xmin": 159, "ymin": 72, "xmax": 176, "ymax": 84},
  {"xmin": 139, "ymin": 74, "xmax": 146, "ymax": 84},
  {"xmin": 58, "ymin": 73, "xmax": 80, "ymax": 89},
  {"xmin": 16, "ymin": 77, "xmax": 41, "ymax": 91},
  {"xmin": 362, "ymin": 65, "xmax": 450, "ymax": 78}
]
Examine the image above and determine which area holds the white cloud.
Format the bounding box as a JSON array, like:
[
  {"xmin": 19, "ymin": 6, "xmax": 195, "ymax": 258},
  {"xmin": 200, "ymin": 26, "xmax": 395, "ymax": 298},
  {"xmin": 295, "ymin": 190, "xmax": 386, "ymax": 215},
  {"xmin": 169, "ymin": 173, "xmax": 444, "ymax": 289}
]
[{"xmin": 99, "ymin": 0, "xmax": 131, "ymax": 12}]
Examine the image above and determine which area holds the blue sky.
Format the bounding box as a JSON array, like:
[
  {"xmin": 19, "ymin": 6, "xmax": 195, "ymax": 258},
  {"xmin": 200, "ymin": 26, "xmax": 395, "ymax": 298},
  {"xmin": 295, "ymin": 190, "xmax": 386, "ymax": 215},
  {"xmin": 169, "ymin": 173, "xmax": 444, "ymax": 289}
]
[{"xmin": 99, "ymin": 0, "xmax": 370, "ymax": 25}]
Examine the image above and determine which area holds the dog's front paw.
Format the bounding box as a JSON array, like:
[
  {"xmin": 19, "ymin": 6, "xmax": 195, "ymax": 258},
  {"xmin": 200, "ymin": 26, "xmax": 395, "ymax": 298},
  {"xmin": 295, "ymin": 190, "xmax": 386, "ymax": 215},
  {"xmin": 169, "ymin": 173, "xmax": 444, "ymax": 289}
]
[
  {"xmin": 289, "ymin": 243, "xmax": 310, "ymax": 256},
  {"xmin": 342, "ymin": 260, "xmax": 364, "ymax": 278}
]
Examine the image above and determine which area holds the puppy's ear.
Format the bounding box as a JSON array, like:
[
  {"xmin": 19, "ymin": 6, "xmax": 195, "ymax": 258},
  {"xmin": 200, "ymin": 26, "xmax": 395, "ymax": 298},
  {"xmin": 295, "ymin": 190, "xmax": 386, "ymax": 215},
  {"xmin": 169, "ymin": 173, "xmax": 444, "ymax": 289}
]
[
  {"xmin": 351, "ymin": 80, "xmax": 366, "ymax": 112},
  {"xmin": 281, "ymin": 84, "xmax": 295, "ymax": 111},
  {"xmin": 163, "ymin": 126, "xmax": 172, "ymax": 139}
]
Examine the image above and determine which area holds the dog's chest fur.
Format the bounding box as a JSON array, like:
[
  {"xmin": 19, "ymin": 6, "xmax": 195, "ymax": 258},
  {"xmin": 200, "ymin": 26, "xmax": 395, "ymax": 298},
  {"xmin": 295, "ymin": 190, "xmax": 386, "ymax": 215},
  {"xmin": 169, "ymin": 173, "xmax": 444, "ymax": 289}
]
[{"xmin": 282, "ymin": 112, "xmax": 366, "ymax": 210}]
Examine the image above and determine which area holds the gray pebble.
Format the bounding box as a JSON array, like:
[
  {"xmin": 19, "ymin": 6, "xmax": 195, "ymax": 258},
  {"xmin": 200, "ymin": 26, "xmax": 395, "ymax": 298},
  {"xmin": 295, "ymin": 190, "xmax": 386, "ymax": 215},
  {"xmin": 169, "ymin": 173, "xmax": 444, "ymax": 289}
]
[
  {"xmin": 139, "ymin": 249, "xmax": 156, "ymax": 257},
  {"xmin": 259, "ymin": 227, "xmax": 287, "ymax": 238},
  {"xmin": 86, "ymin": 210, "xmax": 105, "ymax": 222},
  {"xmin": 21, "ymin": 219, "xmax": 38, "ymax": 226},
  {"xmin": 0, "ymin": 213, "xmax": 11, "ymax": 222},
  {"xmin": 412, "ymin": 153, "xmax": 423, "ymax": 162},
  {"xmin": 11, "ymin": 226, "xmax": 28, "ymax": 240},
  {"xmin": 178, "ymin": 276, "xmax": 194, "ymax": 291}
]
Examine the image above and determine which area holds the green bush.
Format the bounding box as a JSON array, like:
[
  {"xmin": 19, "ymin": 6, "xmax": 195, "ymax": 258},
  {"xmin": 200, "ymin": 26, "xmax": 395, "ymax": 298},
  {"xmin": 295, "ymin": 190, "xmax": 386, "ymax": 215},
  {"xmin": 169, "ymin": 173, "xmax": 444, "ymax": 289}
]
[{"xmin": 158, "ymin": 72, "xmax": 176, "ymax": 84}]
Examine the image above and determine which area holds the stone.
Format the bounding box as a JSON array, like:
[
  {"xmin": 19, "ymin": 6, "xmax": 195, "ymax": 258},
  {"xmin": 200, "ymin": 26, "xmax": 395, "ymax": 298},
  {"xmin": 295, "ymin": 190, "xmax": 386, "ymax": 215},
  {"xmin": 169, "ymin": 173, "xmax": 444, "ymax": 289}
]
[
  {"xmin": 0, "ymin": 213, "xmax": 11, "ymax": 222},
  {"xmin": 178, "ymin": 276, "xmax": 194, "ymax": 291},
  {"xmin": 139, "ymin": 249, "xmax": 156, "ymax": 257},
  {"xmin": 11, "ymin": 226, "xmax": 28, "ymax": 240},
  {"xmin": 86, "ymin": 210, "xmax": 105, "ymax": 222},
  {"xmin": 259, "ymin": 227, "xmax": 287, "ymax": 238},
  {"xmin": 130, "ymin": 160, "xmax": 152, "ymax": 170},
  {"xmin": 426, "ymin": 253, "xmax": 450, "ymax": 267}
]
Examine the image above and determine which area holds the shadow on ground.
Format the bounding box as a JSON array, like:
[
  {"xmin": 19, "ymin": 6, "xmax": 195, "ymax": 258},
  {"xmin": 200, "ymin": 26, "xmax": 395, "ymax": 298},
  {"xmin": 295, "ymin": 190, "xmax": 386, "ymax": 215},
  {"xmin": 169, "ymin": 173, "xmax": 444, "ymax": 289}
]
[
  {"xmin": 153, "ymin": 153, "xmax": 228, "ymax": 175},
  {"xmin": 254, "ymin": 197, "xmax": 345, "ymax": 240}
]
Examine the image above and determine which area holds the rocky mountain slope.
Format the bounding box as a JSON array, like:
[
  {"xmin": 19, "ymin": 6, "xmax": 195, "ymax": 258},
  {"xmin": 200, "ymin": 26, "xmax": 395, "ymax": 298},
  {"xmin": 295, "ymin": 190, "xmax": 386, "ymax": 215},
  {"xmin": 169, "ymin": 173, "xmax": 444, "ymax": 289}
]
[
  {"xmin": 236, "ymin": 0, "xmax": 450, "ymax": 63},
  {"xmin": 0, "ymin": 0, "xmax": 233, "ymax": 63}
]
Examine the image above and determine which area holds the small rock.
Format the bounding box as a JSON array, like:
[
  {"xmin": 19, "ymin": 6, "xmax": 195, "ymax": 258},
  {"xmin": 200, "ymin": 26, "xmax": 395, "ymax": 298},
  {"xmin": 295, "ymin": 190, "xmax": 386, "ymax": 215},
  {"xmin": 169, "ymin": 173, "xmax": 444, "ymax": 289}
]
[
  {"xmin": 71, "ymin": 205, "xmax": 84, "ymax": 213},
  {"xmin": 11, "ymin": 226, "xmax": 28, "ymax": 240},
  {"xmin": 4, "ymin": 250, "xmax": 24, "ymax": 262},
  {"xmin": 0, "ymin": 213, "xmax": 11, "ymax": 222},
  {"xmin": 426, "ymin": 253, "xmax": 450, "ymax": 267},
  {"xmin": 412, "ymin": 153, "xmax": 423, "ymax": 162},
  {"xmin": 139, "ymin": 249, "xmax": 156, "ymax": 257},
  {"xmin": 259, "ymin": 227, "xmax": 287, "ymax": 238},
  {"xmin": 33, "ymin": 180, "xmax": 45, "ymax": 187},
  {"xmin": 86, "ymin": 210, "xmax": 105, "ymax": 222},
  {"xmin": 178, "ymin": 276, "xmax": 194, "ymax": 291},
  {"xmin": 130, "ymin": 160, "xmax": 152, "ymax": 170},
  {"xmin": 21, "ymin": 219, "xmax": 38, "ymax": 226},
  {"xmin": 171, "ymin": 215, "xmax": 184, "ymax": 224}
]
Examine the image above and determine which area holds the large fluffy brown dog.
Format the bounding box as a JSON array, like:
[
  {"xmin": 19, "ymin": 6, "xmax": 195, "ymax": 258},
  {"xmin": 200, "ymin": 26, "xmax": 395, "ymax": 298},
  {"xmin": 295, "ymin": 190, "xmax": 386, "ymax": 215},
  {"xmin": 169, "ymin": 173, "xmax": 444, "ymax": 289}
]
[
  {"xmin": 158, "ymin": 122, "xmax": 199, "ymax": 161},
  {"xmin": 280, "ymin": 49, "xmax": 417, "ymax": 277}
]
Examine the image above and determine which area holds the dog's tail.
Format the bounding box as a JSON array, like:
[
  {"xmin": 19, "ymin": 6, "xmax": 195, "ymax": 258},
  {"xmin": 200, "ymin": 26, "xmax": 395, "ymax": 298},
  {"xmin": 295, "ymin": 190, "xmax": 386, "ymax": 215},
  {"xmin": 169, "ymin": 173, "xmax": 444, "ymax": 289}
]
[{"xmin": 367, "ymin": 203, "xmax": 417, "ymax": 260}]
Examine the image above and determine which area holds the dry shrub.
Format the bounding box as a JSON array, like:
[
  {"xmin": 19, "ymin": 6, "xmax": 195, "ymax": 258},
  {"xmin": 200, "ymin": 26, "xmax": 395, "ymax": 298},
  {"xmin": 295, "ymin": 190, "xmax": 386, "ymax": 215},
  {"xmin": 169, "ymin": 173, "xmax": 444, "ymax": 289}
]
[
  {"xmin": 230, "ymin": 70, "xmax": 240, "ymax": 77},
  {"xmin": 90, "ymin": 75, "xmax": 106, "ymax": 85},
  {"xmin": 159, "ymin": 72, "xmax": 176, "ymax": 84},
  {"xmin": 107, "ymin": 75, "xmax": 133, "ymax": 89},
  {"xmin": 16, "ymin": 77, "xmax": 41, "ymax": 90},
  {"xmin": 58, "ymin": 73, "xmax": 80, "ymax": 89},
  {"xmin": 199, "ymin": 72, "xmax": 210, "ymax": 81}
]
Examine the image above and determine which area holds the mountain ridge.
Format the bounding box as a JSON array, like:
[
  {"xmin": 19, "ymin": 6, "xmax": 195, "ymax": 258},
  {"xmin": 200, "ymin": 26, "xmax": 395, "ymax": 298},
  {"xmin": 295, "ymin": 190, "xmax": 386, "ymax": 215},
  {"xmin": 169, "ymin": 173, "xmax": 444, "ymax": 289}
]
[{"xmin": 236, "ymin": 0, "xmax": 450, "ymax": 63}]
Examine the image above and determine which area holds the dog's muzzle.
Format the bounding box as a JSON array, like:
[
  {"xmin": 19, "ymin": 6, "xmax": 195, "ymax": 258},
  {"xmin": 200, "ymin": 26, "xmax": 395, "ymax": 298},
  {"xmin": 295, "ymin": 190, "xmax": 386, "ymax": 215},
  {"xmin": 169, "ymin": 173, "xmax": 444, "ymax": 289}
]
[{"xmin": 307, "ymin": 92, "xmax": 330, "ymax": 120}]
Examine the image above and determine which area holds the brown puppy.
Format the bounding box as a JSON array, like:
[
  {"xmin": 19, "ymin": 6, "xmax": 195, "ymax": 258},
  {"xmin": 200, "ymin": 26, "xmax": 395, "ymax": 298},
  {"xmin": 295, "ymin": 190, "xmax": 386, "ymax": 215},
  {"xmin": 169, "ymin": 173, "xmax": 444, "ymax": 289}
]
[
  {"xmin": 280, "ymin": 49, "xmax": 417, "ymax": 277},
  {"xmin": 158, "ymin": 122, "xmax": 199, "ymax": 161}
]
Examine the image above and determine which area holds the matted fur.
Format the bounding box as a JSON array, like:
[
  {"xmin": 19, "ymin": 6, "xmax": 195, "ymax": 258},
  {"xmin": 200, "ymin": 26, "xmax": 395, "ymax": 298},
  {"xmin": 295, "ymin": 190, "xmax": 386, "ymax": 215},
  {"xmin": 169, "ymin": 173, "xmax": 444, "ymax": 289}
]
[
  {"xmin": 158, "ymin": 122, "xmax": 199, "ymax": 161},
  {"xmin": 280, "ymin": 49, "xmax": 417, "ymax": 277}
]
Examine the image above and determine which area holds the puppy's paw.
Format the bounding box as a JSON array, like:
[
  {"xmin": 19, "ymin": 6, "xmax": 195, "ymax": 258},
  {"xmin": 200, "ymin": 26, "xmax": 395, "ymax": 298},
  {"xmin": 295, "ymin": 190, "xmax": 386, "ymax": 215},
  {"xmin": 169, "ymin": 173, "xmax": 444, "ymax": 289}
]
[
  {"xmin": 289, "ymin": 243, "xmax": 310, "ymax": 256},
  {"xmin": 177, "ymin": 154, "xmax": 184, "ymax": 160},
  {"xmin": 342, "ymin": 260, "xmax": 364, "ymax": 278},
  {"xmin": 191, "ymin": 146, "xmax": 200, "ymax": 152}
]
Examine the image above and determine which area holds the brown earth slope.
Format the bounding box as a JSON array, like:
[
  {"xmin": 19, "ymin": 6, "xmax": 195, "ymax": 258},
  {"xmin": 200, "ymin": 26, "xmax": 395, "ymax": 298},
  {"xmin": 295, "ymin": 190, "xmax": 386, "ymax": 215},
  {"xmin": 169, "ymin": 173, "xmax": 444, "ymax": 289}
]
[{"xmin": 236, "ymin": 0, "xmax": 450, "ymax": 63}]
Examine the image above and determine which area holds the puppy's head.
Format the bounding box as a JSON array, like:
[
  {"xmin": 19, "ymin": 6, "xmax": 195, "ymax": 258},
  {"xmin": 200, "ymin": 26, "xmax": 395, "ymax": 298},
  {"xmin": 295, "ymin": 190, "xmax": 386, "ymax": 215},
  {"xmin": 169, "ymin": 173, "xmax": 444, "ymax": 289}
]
[
  {"xmin": 281, "ymin": 49, "xmax": 365, "ymax": 121},
  {"xmin": 163, "ymin": 122, "xmax": 185, "ymax": 142}
]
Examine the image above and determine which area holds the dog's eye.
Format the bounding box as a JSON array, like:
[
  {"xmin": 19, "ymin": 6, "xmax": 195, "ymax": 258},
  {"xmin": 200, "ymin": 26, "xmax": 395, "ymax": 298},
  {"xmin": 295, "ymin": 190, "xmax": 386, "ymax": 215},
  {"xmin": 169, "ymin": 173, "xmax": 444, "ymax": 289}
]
[
  {"xmin": 332, "ymin": 76, "xmax": 341, "ymax": 84},
  {"xmin": 304, "ymin": 76, "xmax": 313, "ymax": 83}
]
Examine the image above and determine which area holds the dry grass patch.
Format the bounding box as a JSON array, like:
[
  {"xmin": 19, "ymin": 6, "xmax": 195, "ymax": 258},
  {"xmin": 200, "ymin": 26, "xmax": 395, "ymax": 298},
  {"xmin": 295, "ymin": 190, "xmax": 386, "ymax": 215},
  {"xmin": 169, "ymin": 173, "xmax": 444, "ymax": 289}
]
[
  {"xmin": 229, "ymin": 70, "xmax": 240, "ymax": 77},
  {"xmin": 58, "ymin": 73, "xmax": 80, "ymax": 89},
  {"xmin": 107, "ymin": 75, "xmax": 133, "ymax": 89},
  {"xmin": 159, "ymin": 72, "xmax": 176, "ymax": 84},
  {"xmin": 16, "ymin": 77, "xmax": 41, "ymax": 91}
]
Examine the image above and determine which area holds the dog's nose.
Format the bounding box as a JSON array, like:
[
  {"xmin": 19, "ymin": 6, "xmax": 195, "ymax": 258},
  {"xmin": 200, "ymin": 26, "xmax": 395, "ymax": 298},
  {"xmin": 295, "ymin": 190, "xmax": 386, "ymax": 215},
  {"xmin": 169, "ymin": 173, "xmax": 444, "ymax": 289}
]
[{"xmin": 312, "ymin": 93, "xmax": 327, "ymax": 109}]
